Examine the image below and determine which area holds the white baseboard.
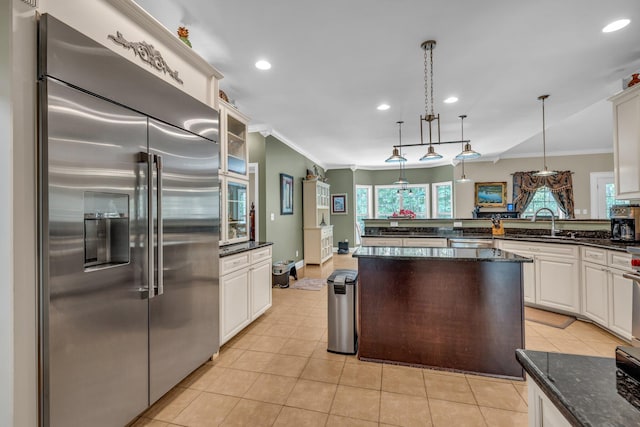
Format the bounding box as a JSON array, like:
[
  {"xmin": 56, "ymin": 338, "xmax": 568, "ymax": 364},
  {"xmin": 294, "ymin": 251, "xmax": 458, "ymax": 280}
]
[
  {"xmin": 333, "ymin": 246, "xmax": 356, "ymax": 253},
  {"xmin": 295, "ymin": 260, "xmax": 304, "ymax": 271}
]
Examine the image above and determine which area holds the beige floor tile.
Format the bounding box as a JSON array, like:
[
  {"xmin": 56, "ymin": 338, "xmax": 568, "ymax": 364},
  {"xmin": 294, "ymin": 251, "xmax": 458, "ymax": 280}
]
[
  {"xmin": 220, "ymin": 398, "xmax": 281, "ymax": 426},
  {"xmin": 172, "ymin": 392, "xmax": 239, "ymax": 427},
  {"xmin": 325, "ymin": 415, "xmax": 378, "ymax": 427},
  {"xmin": 310, "ymin": 343, "xmax": 347, "ymax": 362},
  {"xmin": 264, "ymin": 323, "xmax": 299, "ymax": 338},
  {"xmin": 186, "ymin": 366, "xmax": 228, "ymax": 391},
  {"xmin": 228, "ymin": 333, "xmax": 260, "ymax": 350},
  {"xmin": 250, "ymin": 335, "xmax": 289, "ymax": 353},
  {"xmin": 243, "ymin": 321, "xmax": 271, "ymax": 335},
  {"xmin": 144, "ymin": 387, "xmax": 201, "ymax": 422},
  {"xmin": 581, "ymin": 340, "xmax": 618, "ymax": 358},
  {"xmin": 566, "ymin": 321, "xmax": 624, "ymax": 343},
  {"xmin": 129, "ymin": 417, "xmax": 169, "ymax": 427},
  {"xmin": 279, "ymin": 313, "xmax": 308, "ymax": 325},
  {"xmin": 382, "ymin": 364, "xmax": 426, "ymax": 397},
  {"xmin": 263, "ymin": 354, "xmax": 309, "ymax": 377},
  {"xmin": 213, "ymin": 348, "xmax": 245, "ymax": 368},
  {"xmin": 279, "ymin": 338, "xmax": 318, "ymax": 357},
  {"xmin": 178, "ymin": 363, "xmax": 217, "ymax": 389},
  {"xmin": 205, "ymin": 368, "xmax": 260, "ymax": 397},
  {"xmin": 546, "ymin": 337, "xmax": 602, "ymax": 356},
  {"xmin": 285, "ymin": 379, "xmax": 338, "ymax": 413},
  {"xmin": 243, "ymin": 373, "xmax": 297, "ymax": 405},
  {"xmin": 300, "ymin": 316, "xmax": 327, "ymax": 328},
  {"xmin": 273, "ymin": 407, "xmax": 328, "ymax": 427},
  {"xmin": 429, "ymin": 399, "xmax": 487, "ymax": 427},
  {"xmin": 513, "ymin": 383, "xmax": 528, "ymax": 404},
  {"xmin": 379, "ymin": 391, "xmax": 432, "ymax": 427},
  {"xmin": 525, "ymin": 336, "xmax": 560, "ymax": 352},
  {"xmin": 228, "ymin": 350, "xmax": 275, "ymax": 372},
  {"xmin": 330, "ymin": 385, "xmax": 381, "ymax": 422},
  {"xmin": 291, "ymin": 326, "xmax": 326, "ymax": 341},
  {"xmin": 423, "ymin": 368, "xmax": 467, "ymax": 378},
  {"xmin": 523, "ymin": 324, "xmax": 541, "ymax": 337},
  {"xmin": 479, "ymin": 406, "xmax": 528, "ymax": 427},
  {"xmin": 340, "ymin": 361, "xmax": 382, "ymax": 390},
  {"xmin": 301, "ymin": 358, "xmax": 345, "ymax": 384},
  {"xmin": 467, "ymin": 379, "xmax": 527, "ymax": 412},
  {"xmin": 424, "ymin": 372, "xmax": 476, "ymax": 405}
]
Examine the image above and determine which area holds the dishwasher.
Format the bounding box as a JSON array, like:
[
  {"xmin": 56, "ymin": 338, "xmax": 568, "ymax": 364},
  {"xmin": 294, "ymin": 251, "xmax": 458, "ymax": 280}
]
[{"xmin": 448, "ymin": 238, "xmax": 494, "ymax": 249}]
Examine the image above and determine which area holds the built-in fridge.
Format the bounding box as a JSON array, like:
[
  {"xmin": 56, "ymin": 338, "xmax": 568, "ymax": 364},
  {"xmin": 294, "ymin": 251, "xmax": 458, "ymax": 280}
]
[{"xmin": 38, "ymin": 15, "xmax": 219, "ymax": 426}]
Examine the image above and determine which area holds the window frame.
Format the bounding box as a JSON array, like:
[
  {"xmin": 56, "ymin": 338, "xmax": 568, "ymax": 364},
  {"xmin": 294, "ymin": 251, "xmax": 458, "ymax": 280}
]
[
  {"xmin": 355, "ymin": 185, "xmax": 372, "ymax": 243},
  {"xmin": 431, "ymin": 181, "xmax": 453, "ymax": 219}
]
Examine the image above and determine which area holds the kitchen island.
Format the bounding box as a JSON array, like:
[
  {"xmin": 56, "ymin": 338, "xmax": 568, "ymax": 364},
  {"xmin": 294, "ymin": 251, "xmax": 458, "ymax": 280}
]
[{"xmin": 352, "ymin": 246, "xmax": 532, "ymax": 379}]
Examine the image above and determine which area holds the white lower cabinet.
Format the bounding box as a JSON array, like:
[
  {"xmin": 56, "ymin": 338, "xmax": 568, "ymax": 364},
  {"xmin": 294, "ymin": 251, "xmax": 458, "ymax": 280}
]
[
  {"xmin": 219, "ymin": 246, "xmax": 273, "ymax": 345},
  {"xmin": 402, "ymin": 238, "xmax": 448, "ymax": 247},
  {"xmin": 220, "ymin": 267, "xmax": 251, "ymax": 343},
  {"xmin": 360, "ymin": 236, "xmax": 403, "ymax": 246},
  {"xmin": 500, "ymin": 241, "xmax": 579, "ymax": 310},
  {"xmin": 536, "ymin": 254, "xmax": 580, "ymax": 313},
  {"xmin": 528, "ymin": 381, "xmax": 571, "ymax": 427},
  {"xmin": 580, "ymin": 247, "xmax": 633, "ymax": 340},
  {"xmin": 250, "ymin": 260, "xmax": 272, "ymax": 319}
]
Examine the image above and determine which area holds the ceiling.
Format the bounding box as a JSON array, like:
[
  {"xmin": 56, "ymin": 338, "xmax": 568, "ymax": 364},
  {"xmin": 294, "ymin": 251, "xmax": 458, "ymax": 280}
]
[{"xmin": 135, "ymin": 0, "xmax": 640, "ymax": 171}]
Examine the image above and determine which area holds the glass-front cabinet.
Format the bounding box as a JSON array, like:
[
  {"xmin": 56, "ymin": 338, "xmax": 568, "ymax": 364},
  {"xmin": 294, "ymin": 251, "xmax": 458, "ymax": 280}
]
[
  {"xmin": 221, "ymin": 177, "xmax": 248, "ymax": 245},
  {"xmin": 220, "ymin": 100, "xmax": 249, "ymax": 179}
]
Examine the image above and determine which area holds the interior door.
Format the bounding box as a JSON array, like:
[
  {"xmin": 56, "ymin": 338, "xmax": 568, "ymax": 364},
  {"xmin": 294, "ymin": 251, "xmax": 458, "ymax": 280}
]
[
  {"xmin": 43, "ymin": 79, "xmax": 149, "ymax": 427},
  {"xmin": 148, "ymin": 119, "xmax": 219, "ymax": 403}
]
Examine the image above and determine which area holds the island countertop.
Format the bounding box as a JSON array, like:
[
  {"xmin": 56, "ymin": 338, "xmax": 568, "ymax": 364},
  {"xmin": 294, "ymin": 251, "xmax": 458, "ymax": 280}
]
[
  {"xmin": 352, "ymin": 246, "xmax": 533, "ymax": 262},
  {"xmin": 516, "ymin": 349, "xmax": 640, "ymax": 426}
]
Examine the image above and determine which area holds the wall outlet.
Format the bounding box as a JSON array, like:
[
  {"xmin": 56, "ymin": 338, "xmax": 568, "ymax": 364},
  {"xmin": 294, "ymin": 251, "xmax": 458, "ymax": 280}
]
[
  {"xmin": 270, "ymin": 212, "xmax": 275, "ymax": 221},
  {"xmin": 295, "ymin": 250, "xmax": 299, "ymax": 257},
  {"xmin": 454, "ymin": 221, "xmax": 463, "ymax": 227},
  {"xmin": 390, "ymin": 221, "xmax": 399, "ymax": 227}
]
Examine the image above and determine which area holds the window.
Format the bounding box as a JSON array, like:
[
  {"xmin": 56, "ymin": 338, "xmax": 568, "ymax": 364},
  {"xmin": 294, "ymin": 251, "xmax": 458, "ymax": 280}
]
[
  {"xmin": 521, "ymin": 186, "xmax": 564, "ymax": 218},
  {"xmin": 374, "ymin": 184, "xmax": 429, "ymax": 219},
  {"xmin": 590, "ymin": 172, "xmax": 629, "ymax": 219},
  {"xmin": 355, "ymin": 185, "xmax": 372, "ymax": 243},
  {"xmin": 431, "ymin": 181, "xmax": 453, "ymax": 218}
]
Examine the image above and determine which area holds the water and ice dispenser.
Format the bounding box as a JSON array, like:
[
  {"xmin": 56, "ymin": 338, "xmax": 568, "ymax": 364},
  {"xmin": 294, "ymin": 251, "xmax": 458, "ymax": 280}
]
[{"xmin": 83, "ymin": 192, "xmax": 130, "ymax": 269}]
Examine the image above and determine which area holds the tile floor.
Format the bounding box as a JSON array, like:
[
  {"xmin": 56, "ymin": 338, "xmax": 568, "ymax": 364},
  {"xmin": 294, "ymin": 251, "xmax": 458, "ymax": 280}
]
[{"xmin": 132, "ymin": 254, "xmax": 627, "ymax": 427}]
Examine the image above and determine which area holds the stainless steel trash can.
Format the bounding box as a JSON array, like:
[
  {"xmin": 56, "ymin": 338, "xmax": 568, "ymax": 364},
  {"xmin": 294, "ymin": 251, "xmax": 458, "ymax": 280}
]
[{"xmin": 327, "ymin": 269, "xmax": 358, "ymax": 354}]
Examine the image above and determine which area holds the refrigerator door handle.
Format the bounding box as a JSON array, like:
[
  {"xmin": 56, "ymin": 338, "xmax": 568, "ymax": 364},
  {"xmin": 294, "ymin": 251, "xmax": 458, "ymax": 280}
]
[
  {"xmin": 156, "ymin": 154, "xmax": 164, "ymax": 296},
  {"xmin": 139, "ymin": 151, "xmax": 155, "ymax": 299}
]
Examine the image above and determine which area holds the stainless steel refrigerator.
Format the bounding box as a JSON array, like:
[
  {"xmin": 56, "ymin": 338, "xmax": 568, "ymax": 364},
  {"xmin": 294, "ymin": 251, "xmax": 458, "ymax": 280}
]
[{"xmin": 38, "ymin": 15, "xmax": 219, "ymax": 426}]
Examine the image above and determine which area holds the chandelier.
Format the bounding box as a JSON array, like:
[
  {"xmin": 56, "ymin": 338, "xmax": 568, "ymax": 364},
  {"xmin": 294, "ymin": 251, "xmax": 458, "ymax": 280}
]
[{"xmin": 384, "ymin": 40, "xmax": 481, "ymax": 163}]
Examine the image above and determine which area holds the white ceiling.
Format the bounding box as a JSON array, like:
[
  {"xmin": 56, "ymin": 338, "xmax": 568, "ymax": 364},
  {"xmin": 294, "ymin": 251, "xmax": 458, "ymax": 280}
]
[{"xmin": 135, "ymin": 0, "xmax": 640, "ymax": 171}]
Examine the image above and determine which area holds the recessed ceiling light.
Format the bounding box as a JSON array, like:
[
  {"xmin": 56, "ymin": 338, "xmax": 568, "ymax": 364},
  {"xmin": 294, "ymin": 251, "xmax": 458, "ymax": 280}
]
[
  {"xmin": 444, "ymin": 97, "xmax": 458, "ymax": 104},
  {"xmin": 255, "ymin": 60, "xmax": 271, "ymax": 70},
  {"xmin": 602, "ymin": 19, "xmax": 630, "ymax": 33},
  {"xmin": 377, "ymin": 104, "xmax": 390, "ymax": 111}
]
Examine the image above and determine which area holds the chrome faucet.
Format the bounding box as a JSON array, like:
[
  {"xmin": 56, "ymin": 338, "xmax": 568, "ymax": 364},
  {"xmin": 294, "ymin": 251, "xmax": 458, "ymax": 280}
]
[{"xmin": 531, "ymin": 207, "xmax": 557, "ymax": 236}]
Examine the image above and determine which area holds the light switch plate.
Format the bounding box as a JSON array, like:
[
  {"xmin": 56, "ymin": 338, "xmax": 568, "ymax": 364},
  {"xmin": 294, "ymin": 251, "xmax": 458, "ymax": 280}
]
[{"xmin": 270, "ymin": 212, "xmax": 275, "ymax": 221}]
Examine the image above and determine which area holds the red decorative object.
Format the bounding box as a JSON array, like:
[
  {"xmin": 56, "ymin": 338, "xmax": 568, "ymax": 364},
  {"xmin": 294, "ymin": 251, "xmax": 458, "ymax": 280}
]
[
  {"xmin": 391, "ymin": 209, "xmax": 416, "ymax": 219},
  {"xmin": 629, "ymin": 73, "xmax": 640, "ymax": 88}
]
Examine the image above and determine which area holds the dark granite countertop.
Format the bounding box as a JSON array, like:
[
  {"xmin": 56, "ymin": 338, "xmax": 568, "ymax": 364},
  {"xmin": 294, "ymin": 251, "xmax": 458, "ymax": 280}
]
[
  {"xmin": 362, "ymin": 232, "xmax": 637, "ymax": 253},
  {"xmin": 516, "ymin": 349, "xmax": 640, "ymax": 426},
  {"xmin": 352, "ymin": 246, "xmax": 532, "ymax": 262},
  {"xmin": 219, "ymin": 241, "xmax": 273, "ymax": 258}
]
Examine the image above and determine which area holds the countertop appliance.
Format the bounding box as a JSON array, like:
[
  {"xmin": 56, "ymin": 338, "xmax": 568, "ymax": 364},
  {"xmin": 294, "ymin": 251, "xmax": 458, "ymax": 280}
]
[
  {"xmin": 38, "ymin": 15, "xmax": 219, "ymax": 427},
  {"xmin": 610, "ymin": 205, "xmax": 640, "ymax": 241},
  {"xmin": 624, "ymin": 247, "xmax": 640, "ymax": 348}
]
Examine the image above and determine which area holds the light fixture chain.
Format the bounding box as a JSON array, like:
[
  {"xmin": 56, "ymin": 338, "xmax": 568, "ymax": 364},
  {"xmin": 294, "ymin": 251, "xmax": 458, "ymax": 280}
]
[
  {"xmin": 424, "ymin": 46, "xmax": 430, "ymax": 116},
  {"xmin": 542, "ymin": 96, "xmax": 547, "ymax": 168},
  {"xmin": 429, "ymin": 43, "xmax": 434, "ymax": 116}
]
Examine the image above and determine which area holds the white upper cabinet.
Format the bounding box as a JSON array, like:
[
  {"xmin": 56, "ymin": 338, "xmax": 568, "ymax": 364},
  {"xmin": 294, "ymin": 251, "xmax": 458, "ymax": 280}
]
[
  {"xmin": 219, "ymin": 100, "xmax": 249, "ymax": 179},
  {"xmin": 610, "ymin": 84, "xmax": 640, "ymax": 198}
]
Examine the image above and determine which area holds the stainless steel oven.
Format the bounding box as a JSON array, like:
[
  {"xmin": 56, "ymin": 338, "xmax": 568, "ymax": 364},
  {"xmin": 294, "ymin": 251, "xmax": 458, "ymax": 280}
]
[{"xmin": 624, "ymin": 247, "xmax": 640, "ymax": 347}]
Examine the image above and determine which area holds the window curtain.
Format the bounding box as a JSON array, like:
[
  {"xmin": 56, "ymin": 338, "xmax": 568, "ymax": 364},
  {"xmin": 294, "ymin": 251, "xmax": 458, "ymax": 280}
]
[{"xmin": 512, "ymin": 171, "xmax": 575, "ymax": 218}]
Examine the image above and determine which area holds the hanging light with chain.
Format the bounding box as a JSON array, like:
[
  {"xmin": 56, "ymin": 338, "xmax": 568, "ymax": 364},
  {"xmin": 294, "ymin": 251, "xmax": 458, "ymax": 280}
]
[
  {"xmin": 533, "ymin": 94, "xmax": 557, "ymax": 177},
  {"xmin": 419, "ymin": 41, "xmax": 443, "ymax": 161},
  {"xmin": 455, "ymin": 115, "xmax": 473, "ymax": 183},
  {"xmin": 392, "ymin": 121, "xmax": 410, "ymax": 190}
]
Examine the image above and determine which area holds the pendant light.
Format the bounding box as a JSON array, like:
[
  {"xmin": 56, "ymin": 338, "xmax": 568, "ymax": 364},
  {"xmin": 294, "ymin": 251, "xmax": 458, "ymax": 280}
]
[
  {"xmin": 455, "ymin": 115, "xmax": 473, "ymax": 183},
  {"xmin": 533, "ymin": 94, "xmax": 557, "ymax": 177},
  {"xmin": 392, "ymin": 121, "xmax": 410, "ymax": 190},
  {"xmin": 419, "ymin": 41, "xmax": 443, "ymax": 161}
]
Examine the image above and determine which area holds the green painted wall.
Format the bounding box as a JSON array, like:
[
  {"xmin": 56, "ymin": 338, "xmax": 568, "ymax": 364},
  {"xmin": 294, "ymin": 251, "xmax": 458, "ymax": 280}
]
[
  {"xmin": 325, "ymin": 169, "xmax": 355, "ymax": 245},
  {"xmin": 247, "ymin": 132, "xmax": 267, "ymax": 242},
  {"xmin": 263, "ymin": 135, "xmax": 322, "ymax": 263}
]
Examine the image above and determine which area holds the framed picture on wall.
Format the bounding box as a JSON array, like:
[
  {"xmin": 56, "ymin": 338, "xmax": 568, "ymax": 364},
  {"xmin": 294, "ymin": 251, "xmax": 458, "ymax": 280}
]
[
  {"xmin": 475, "ymin": 182, "xmax": 507, "ymax": 207},
  {"xmin": 331, "ymin": 194, "xmax": 347, "ymax": 214},
  {"xmin": 280, "ymin": 173, "xmax": 294, "ymax": 215}
]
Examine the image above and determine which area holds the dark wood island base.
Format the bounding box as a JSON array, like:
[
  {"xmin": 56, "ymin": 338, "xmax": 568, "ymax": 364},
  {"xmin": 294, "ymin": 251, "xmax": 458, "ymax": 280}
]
[{"xmin": 353, "ymin": 247, "xmax": 532, "ymax": 380}]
